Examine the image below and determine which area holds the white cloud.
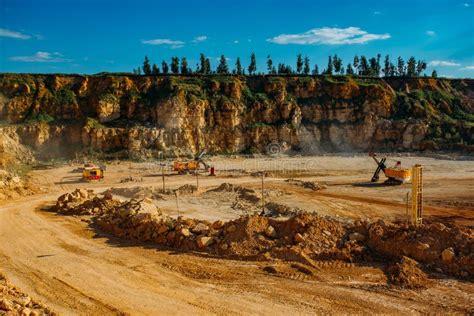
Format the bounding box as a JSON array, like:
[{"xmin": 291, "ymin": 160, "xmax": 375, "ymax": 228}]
[
  {"xmin": 464, "ymin": 3, "xmax": 470, "ymax": 7},
  {"xmin": 0, "ymin": 28, "xmax": 31, "ymax": 39},
  {"xmin": 233, "ymin": 40, "xmax": 239, "ymax": 44},
  {"xmin": 460, "ymin": 66, "xmax": 474, "ymax": 70},
  {"xmin": 214, "ymin": 56, "xmax": 231, "ymax": 61},
  {"xmin": 373, "ymin": 11, "xmax": 381, "ymax": 15},
  {"xmin": 10, "ymin": 51, "xmax": 71, "ymax": 62},
  {"xmin": 426, "ymin": 30, "xmax": 436, "ymax": 36},
  {"xmin": 428, "ymin": 60, "xmax": 461, "ymax": 67},
  {"xmin": 192, "ymin": 35, "xmax": 207, "ymax": 43},
  {"xmin": 142, "ymin": 38, "xmax": 185, "ymax": 49},
  {"xmin": 267, "ymin": 27, "xmax": 390, "ymax": 45}
]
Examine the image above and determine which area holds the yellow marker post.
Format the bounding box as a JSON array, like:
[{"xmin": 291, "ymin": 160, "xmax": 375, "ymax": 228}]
[{"xmin": 411, "ymin": 165, "xmax": 423, "ymax": 226}]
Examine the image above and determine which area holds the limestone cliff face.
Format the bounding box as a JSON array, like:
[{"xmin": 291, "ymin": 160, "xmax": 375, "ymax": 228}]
[{"xmin": 0, "ymin": 74, "xmax": 473, "ymax": 158}]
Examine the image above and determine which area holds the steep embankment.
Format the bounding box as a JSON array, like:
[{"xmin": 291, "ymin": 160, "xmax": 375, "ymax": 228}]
[{"xmin": 0, "ymin": 74, "xmax": 473, "ymax": 159}]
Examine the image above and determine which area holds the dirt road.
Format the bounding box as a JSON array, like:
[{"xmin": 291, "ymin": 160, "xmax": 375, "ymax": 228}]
[{"xmin": 1, "ymin": 155, "xmax": 473, "ymax": 314}]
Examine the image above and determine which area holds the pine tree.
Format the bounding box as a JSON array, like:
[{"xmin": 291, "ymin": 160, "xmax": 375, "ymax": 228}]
[
  {"xmin": 333, "ymin": 54, "xmax": 342, "ymax": 74},
  {"xmin": 216, "ymin": 55, "xmax": 229, "ymax": 74},
  {"xmin": 199, "ymin": 53, "xmax": 207, "ymax": 74},
  {"xmin": 204, "ymin": 58, "xmax": 211, "ymax": 74},
  {"xmin": 303, "ymin": 56, "xmax": 310, "ymax": 75},
  {"xmin": 278, "ymin": 63, "xmax": 285, "ymax": 74},
  {"xmin": 369, "ymin": 57, "xmax": 378, "ymax": 76},
  {"xmin": 353, "ymin": 55, "xmax": 360, "ymax": 74},
  {"xmin": 431, "ymin": 69, "xmax": 438, "ymax": 78},
  {"xmin": 406, "ymin": 56, "xmax": 417, "ymax": 77},
  {"xmin": 152, "ymin": 63, "xmax": 160, "ymax": 74},
  {"xmin": 278, "ymin": 63, "xmax": 294, "ymax": 74},
  {"xmin": 266, "ymin": 55, "xmax": 273, "ymax": 74},
  {"xmin": 248, "ymin": 53, "xmax": 257, "ymax": 75},
  {"xmin": 235, "ymin": 57, "xmax": 243, "ymax": 75},
  {"xmin": 383, "ymin": 55, "xmax": 391, "ymax": 77},
  {"xmin": 390, "ymin": 63, "xmax": 396, "ymax": 76},
  {"xmin": 180, "ymin": 57, "xmax": 189, "ymax": 74},
  {"xmin": 296, "ymin": 54, "xmax": 303, "ymax": 74},
  {"xmin": 170, "ymin": 57, "xmax": 179, "ymax": 74},
  {"xmin": 416, "ymin": 60, "xmax": 427, "ymax": 76},
  {"xmin": 375, "ymin": 54, "xmax": 381, "ymax": 76},
  {"xmin": 312, "ymin": 64, "xmax": 319, "ymax": 75},
  {"xmin": 326, "ymin": 56, "xmax": 333, "ymax": 75},
  {"xmin": 397, "ymin": 56, "xmax": 405, "ymax": 76},
  {"xmin": 133, "ymin": 67, "xmax": 142, "ymax": 75},
  {"xmin": 360, "ymin": 56, "xmax": 369, "ymax": 76},
  {"xmin": 161, "ymin": 61, "xmax": 169, "ymax": 74},
  {"xmin": 142, "ymin": 56, "xmax": 151, "ymax": 75},
  {"xmin": 346, "ymin": 63, "xmax": 354, "ymax": 75}
]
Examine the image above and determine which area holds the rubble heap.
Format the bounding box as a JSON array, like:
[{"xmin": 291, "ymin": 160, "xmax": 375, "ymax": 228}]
[
  {"xmin": 388, "ymin": 256, "xmax": 430, "ymax": 289},
  {"xmin": 0, "ymin": 170, "xmax": 37, "ymax": 201},
  {"xmin": 54, "ymin": 188, "xmax": 119, "ymax": 216},
  {"xmin": 0, "ymin": 272, "xmax": 55, "ymax": 315},
  {"xmin": 285, "ymin": 179, "xmax": 326, "ymax": 191},
  {"xmin": 52, "ymin": 189, "xmax": 474, "ymax": 282},
  {"xmin": 360, "ymin": 220, "xmax": 474, "ymax": 279}
]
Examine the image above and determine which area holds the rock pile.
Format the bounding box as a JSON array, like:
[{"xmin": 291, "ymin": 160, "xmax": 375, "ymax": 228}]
[
  {"xmin": 388, "ymin": 256, "xmax": 430, "ymax": 289},
  {"xmin": 210, "ymin": 183, "xmax": 262, "ymax": 213},
  {"xmin": 0, "ymin": 272, "xmax": 55, "ymax": 315},
  {"xmin": 175, "ymin": 184, "xmax": 197, "ymax": 195},
  {"xmin": 360, "ymin": 220, "xmax": 474, "ymax": 279},
  {"xmin": 52, "ymin": 189, "xmax": 474, "ymax": 282},
  {"xmin": 0, "ymin": 170, "xmax": 37, "ymax": 201},
  {"xmin": 211, "ymin": 183, "xmax": 260, "ymax": 202},
  {"xmin": 102, "ymin": 186, "xmax": 167, "ymax": 200},
  {"xmin": 215, "ymin": 213, "xmax": 351, "ymax": 266},
  {"xmin": 54, "ymin": 188, "xmax": 119, "ymax": 215},
  {"xmin": 263, "ymin": 202, "xmax": 304, "ymax": 217},
  {"xmin": 285, "ymin": 178, "xmax": 326, "ymax": 191},
  {"xmin": 119, "ymin": 176, "xmax": 143, "ymax": 183}
]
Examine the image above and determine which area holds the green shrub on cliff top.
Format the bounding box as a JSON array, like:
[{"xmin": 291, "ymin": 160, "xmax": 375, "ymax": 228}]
[
  {"xmin": 169, "ymin": 77, "xmax": 205, "ymax": 98},
  {"xmin": 98, "ymin": 93, "xmax": 117, "ymax": 103},
  {"xmin": 53, "ymin": 87, "xmax": 77, "ymax": 105},
  {"xmin": 24, "ymin": 113, "xmax": 54, "ymax": 124},
  {"xmin": 250, "ymin": 122, "xmax": 270, "ymax": 128},
  {"xmin": 86, "ymin": 117, "xmax": 106, "ymax": 129}
]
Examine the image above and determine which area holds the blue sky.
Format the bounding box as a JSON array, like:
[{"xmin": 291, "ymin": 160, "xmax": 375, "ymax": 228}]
[{"xmin": 1, "ymin": 0, "xmax": 473, "ymax": 77}]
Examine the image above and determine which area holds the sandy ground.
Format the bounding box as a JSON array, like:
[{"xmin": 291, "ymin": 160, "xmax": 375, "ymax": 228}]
[{"xmin": 0, "ymin": 155, "xmax": 473, "ymax": 314}]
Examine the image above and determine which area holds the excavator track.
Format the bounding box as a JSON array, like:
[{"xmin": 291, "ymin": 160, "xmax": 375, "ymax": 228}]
[{"xmin": 384, "ymin": 178, "xmax": 403, "ymax": 186}]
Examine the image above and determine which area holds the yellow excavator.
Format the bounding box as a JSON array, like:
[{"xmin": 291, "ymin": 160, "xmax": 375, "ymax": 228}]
[
  {"xmin": 82, "ymin": 163, "xmax": 105, "ymax": 182},
  {"xmin": 173, "ymin": 150, "xmax": 212, "ymax": 175},
  {"xmin": 369, "ymin": 152, "xmax": 411, "ymax": 185}
]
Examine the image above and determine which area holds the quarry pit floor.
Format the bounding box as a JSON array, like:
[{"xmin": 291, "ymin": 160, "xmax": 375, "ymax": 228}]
[{"xmin": 0, "ymin": 155, "xmax": 473, "ymax": 314}]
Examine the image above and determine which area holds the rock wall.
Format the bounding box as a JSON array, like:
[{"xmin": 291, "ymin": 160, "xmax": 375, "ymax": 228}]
[{"xmin": 0, "ymin": 74, "xmax": 473, "ymax": 158}]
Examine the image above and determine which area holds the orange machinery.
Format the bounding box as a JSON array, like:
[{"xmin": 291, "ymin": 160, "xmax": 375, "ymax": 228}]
[
  {"xmin": 82, "ymin": 163, "xmax": 105, "ymax": 182},
  {"xmin": 173, "ymin": 150, "xmax": 212, "ymax": 175},
  {"xmin": 369, "ymin": 152, "xmax": 411, "ymax": 185}
]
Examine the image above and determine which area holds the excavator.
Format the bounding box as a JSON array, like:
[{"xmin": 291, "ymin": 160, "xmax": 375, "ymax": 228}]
[
  {"xmin": 82, "ymin": 163, "xmax": 106, "ymax": 182},
  {"xmin": 173, "ymin": 150, "xmax": 213, "ymax": 175},
  {"xmin": 369, "ymin": 152, "xmax": 411, "ymax": 185}
]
